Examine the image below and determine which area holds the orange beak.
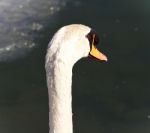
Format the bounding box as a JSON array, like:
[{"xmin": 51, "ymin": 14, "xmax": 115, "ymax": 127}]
[{"xmin": 90, "ymin": 43, "xmax": 108, "ymax": 61}]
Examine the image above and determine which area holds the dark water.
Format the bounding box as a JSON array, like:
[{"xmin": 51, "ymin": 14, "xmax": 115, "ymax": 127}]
[{"xmin": 0, "ymin": 0, "xmax": 150, "ymax": 133}]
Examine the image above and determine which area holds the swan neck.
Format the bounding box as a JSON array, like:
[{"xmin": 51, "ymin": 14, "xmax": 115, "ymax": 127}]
[{"xmin": 47, "ymin": 60, "xmax": 73, "ymax": 133}]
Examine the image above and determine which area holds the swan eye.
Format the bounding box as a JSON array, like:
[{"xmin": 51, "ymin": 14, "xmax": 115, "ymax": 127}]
[{"xmin": 86, "ymin": 30, "xmax": 99, "ymax": 48}]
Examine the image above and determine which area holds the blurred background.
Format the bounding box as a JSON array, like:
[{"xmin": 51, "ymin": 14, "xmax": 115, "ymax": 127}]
[{"xmin": 0, "ymin": 0, "xmax": 150, "ymax": 133}]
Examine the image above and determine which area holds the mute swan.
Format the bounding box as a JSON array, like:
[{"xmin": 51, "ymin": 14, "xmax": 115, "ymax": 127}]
[{"xmin": 45, "ymin": 24, "xmax": 107, "ymax": 133}]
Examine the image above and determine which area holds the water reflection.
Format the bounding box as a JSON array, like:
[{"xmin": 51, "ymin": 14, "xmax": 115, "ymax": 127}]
[{"xmin": 0, "ymin": 0, "xmax": 69, "ymax": 62}]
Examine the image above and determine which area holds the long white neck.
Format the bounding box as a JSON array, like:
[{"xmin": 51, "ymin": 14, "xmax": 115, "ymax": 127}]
[
  {"xmin": 45, "ymin": 24, "xmax": 92, "ymax": 133},
  {"xmin": 46, "ymin": 58, "xmax": 73, "ymax": 133}
]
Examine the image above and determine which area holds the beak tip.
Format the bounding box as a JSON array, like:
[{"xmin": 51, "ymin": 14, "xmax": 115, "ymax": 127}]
[
  {"xmin": 101, "ymin": 55, "xmax": 108, "ymax": 62},
  {"xmin": 105, "ymin": 57, "xmax": 108, "ymax": 62}
]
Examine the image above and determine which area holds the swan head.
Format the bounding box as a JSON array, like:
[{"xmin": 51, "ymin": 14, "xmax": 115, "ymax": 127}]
[{"xmin": 46, "ymin": 24, "xmax": 107, "ymax": 66}]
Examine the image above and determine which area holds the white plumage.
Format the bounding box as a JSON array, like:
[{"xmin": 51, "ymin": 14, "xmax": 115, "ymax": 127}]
[{"xmin": 45, "ymin": 24, "xmax": 107, "ymax": 133}]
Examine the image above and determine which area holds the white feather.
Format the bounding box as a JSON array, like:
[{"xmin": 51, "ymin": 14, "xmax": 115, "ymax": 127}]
[{"xmin": 45, "ymin": 24, "xmax": 91, "ymax": 133}]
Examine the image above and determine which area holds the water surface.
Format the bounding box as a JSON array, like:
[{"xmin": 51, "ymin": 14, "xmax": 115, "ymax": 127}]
[{"xmin": 0, "ymin": 0, "xmax": 150, "ymax": 133}]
